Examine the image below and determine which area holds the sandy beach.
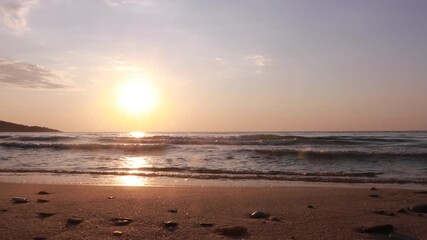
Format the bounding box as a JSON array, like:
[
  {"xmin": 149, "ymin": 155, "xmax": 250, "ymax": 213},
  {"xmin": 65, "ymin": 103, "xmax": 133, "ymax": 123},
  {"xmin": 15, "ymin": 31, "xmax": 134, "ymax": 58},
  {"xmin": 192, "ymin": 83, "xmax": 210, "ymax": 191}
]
[{"xmin": 0, "ymin": 183, "xmax": 426, "ymax": 239}]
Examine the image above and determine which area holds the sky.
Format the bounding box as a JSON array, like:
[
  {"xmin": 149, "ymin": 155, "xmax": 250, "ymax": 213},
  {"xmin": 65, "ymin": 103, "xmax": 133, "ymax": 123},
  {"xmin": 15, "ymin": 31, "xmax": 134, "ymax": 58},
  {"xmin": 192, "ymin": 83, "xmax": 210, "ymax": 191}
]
[{"xmin": 0, "ymin": 0, "xmax": 426, "ymax": 132}]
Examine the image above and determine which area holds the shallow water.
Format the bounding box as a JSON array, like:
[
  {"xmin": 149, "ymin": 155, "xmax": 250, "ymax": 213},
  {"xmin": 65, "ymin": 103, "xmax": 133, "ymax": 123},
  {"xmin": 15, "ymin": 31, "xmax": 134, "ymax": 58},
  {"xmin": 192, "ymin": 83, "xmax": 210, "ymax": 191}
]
[{"xmin": 0, "ymin": 132, "xmax": 426, "ymax": 186}]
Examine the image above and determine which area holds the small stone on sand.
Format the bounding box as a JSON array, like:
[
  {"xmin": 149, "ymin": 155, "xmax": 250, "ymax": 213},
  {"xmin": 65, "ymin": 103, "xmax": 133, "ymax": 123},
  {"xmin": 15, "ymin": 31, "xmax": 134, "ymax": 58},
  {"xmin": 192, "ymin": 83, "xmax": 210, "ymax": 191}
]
[
  {"xmin": 269, "ymin": 216, "xmax": 281, "ymax": 222},
  {"xmin": 370, "ymin": 187, "xmax": 378, "ymax": 191},
  {"xmin": 410, "ymin": 204, "xmax": 427, "ymax": 213},
  {"xmin": 0, "ymin": 209, "xmax": 8, "ymax": 213},
  {"xmin": 37, "ymin": 212, "xmax": 56, "ymax": 218},
  {"xmin": 200, "ymin": 223, "xmax": 214, "ymax": 227},
  {"xmin": 397, "ymin": 208, "xmax": 407, "ymax": 213},
  {"xmin": 163, "ymin": 221, "xmax": 178, "ymax": 230},
  {"xmin": 369, "ymin": 194, "xmax": 379, "ymax": 198},
  {"xmin": 307, "ymin": 205, "xmax": 314, "ymax": 209},
  {"xmin": 359, "ymin": 224, "xmax": 394, "ymax": 234},
  {"xmin": 108, "ymin": 196, "xmax": 115, "ymax": 199},
  {"xmin": 37, "ymin": 199, "xmax": 49, "ymax": 203},
  {"xmin": 168, "ymin": 209, "xmax": 178, "ymax": 213},
  {"xmin": 67, "ymin": 216, "xmax": 83, "ymax": 225},
  {"xmin": 12, "ymin": 197, "xmax": 29, "ymax": 204},
  {"xmin": 111, "ymin": 217, "xmax": 133, "ymax": 226},
  {"xmin": 38, "ymin": 191, "xmax": 49, "ymax": 195},
  {"xmin": 250, "ymin": 211, "xmax": 270, "ymax": 219},
  {"xmin": 214, "ymin": 225, "xmax": 248, "ymax": 236},
  {"xmin": 112, "ymin": 231, "xmax": 123, "ymax": 236}
]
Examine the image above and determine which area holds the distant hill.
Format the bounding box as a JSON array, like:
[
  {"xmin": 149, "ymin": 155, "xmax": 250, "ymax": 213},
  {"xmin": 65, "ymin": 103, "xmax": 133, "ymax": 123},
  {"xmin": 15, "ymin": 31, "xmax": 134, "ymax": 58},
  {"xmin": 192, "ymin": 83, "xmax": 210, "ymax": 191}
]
[{"xmin": 0, "ymin": 120, "xmax": 60, "ymax": 132}]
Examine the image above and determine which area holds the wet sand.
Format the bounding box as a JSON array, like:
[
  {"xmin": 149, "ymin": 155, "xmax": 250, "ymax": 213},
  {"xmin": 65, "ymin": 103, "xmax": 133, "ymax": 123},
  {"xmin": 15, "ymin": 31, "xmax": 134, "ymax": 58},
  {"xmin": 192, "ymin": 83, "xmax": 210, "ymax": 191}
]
[{"xmin": 0, "ymin": 183, "xmax": 426, "ymax": 239}]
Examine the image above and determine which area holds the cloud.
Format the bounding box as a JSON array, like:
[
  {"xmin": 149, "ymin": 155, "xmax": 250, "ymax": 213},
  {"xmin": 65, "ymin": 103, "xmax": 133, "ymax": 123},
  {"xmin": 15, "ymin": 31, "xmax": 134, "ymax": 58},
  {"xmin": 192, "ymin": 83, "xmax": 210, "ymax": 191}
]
[
  {"xmin": 215, "ymin": 57, "xmax": 226, "ymax": 64},
  {"xmin": 246, "ymin": 55, "xmax": 271, "ymax": 67},
  {"xmin": 0, "ymin": 58, "xmax": 68, "ymax": 89},
  {"xmin": 0, "ymin": 0, "xmax": 38, "ymax": 33}
]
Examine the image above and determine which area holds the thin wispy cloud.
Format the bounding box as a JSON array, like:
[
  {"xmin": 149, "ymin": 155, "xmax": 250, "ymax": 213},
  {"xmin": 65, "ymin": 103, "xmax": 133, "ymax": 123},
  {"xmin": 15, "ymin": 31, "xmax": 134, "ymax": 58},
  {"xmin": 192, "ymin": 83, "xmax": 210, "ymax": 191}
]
[
  {"xmin": 246, "ymin": 55, "xmax": 271, "ymax": 74},
  {"xmin": 0, "ymin": 0, "xmax": 38, "ymax": 33},
  {"xmin": 215, "ymin": 57, "xmax": 226, "ymax": 65},
  {"xmin": 0, "ymin": 58, "xmax": 68, "ymax": 89}
]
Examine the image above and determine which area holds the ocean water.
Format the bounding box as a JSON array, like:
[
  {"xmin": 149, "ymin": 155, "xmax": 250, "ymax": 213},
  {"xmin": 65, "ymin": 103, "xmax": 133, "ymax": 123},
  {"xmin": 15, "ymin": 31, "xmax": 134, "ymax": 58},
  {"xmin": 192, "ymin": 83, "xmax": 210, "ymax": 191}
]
[{"xmin": 0, "ymin": 132, "xmax": 426, "ymax": 186}]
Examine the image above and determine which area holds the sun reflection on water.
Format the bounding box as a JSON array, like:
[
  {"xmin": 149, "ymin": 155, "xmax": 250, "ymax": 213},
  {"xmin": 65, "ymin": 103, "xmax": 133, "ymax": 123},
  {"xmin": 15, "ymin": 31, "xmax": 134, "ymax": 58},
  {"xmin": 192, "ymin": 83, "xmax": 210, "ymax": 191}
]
[
  {"xmin": 130, "ymin": 131, "xmax": 145, "ymax": 138},
  {"xmin": 115, "ymin": 156, "xmax": 151, "ymax": 186}
]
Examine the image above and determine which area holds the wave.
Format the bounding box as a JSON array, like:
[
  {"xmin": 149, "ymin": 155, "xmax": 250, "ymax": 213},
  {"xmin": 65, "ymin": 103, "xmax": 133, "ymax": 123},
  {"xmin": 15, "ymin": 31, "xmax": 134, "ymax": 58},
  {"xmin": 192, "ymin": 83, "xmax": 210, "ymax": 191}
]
[
  {"xmin": 0, "ymin": 142, "xmax": 170, "ymax": 153},
  {"xmin": 11, "ymin": 136, "xmax": 77, "ymax": 142},
  {"xmin": 96, "ymin": 134, "xmax": 422, "ymax": 146},
  {"xmin": 240, "ymin": 148, "xmax": 427, "ymax": 159},
  {"xmin": 1, "ymin": 168, "xmax": 426, "ymax": 184}
]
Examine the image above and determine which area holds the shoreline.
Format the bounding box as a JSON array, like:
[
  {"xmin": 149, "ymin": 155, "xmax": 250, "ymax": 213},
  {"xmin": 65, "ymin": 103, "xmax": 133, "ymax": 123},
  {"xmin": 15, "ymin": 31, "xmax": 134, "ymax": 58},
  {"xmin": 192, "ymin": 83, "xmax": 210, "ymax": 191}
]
[{"xmin": 1, "ymin": 183, "xmax": 426, "ymax": 239}]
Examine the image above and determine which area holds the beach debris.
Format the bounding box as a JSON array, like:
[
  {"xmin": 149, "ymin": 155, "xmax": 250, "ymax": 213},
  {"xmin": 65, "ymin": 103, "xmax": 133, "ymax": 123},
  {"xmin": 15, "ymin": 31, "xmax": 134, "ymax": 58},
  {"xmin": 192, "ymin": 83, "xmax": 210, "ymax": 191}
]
[
  {"xmin": 409, "ymin": 204, "xmax": 427, "ymax": 213},
  {"xmin": 37, "ymin": 212, "xmax": 57, "ymax": 219},
  {"xmin": 200, "ymin": 223, "xmax": 214, "ymax": 227},
  {"xmin": 214, "ymin": 225, "xmax": 248, "ymax": 236},
  {"xmin": 372, "ymin": 210, "xmax": 395, "ymax": 217},
  {"xmin": 397, "ymin": 208, "xmax": 407, "ymax": 213},
  {"xmin": 12, "ymin": 197, "xmax": 29, "ymax": 204},
  {"xmin": 168, "ymin": 209, "xmax": 178, "ymax": 213},
  {"xmin": 268, "ymin": 216, "xmax": 282, "ymax": 222},
  {"xmin": 250, "ymin": 211, "xmax": 270, "ymax": 219},
  {"xmin": 307, "ymin": 205, "xmax": 314, "ymax": 209},
  {"xmin": 111, "ymin": 217, "xmax": 133, "ymax": 226},
  {"xmin": 163, "ymin": 221, "xmax": 178, "ymax": 230},
  {"xmin": 358, "ymin": 224, "xmax": 394, "ymax": 234},
  {"xmin": 370, "ymin": 187, "xmax": 378, "ymax": 191},
  {"xmin": 38, "ymin": 191, "xmax": 50, "ymax": 195},
  {"xmin": 37, "ymin": 199, "xmax": 49, "ymax": 203},
  {"xmin": 33, "ymin": 237, "xmax": 47, "ymax": 240},
  {"xmin": 108, "ymin": 196, "xmax": 115, "ymax": 199},
  {"xmin": 112, "ymin": 231, "xmax": 123, "ymax": 236},
  {"xmin": 369, "ymin": 194, "xmax": 380, "ymax": 198},
  {"xmin": 67, "ymin": 216, "xmax": 83, "ymax": 225},
  {"xmin": 413, "ymin": 191, "xmax": 427, "ymax": 194}
]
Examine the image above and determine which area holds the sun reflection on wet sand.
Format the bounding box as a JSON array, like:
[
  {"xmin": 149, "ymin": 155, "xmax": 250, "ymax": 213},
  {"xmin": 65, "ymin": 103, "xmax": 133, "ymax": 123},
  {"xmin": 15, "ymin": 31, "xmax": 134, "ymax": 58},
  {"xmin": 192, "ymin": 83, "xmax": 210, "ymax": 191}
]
[{"xmin": 117, "ymin": 175, "xmax": 147, "ymax": 186}]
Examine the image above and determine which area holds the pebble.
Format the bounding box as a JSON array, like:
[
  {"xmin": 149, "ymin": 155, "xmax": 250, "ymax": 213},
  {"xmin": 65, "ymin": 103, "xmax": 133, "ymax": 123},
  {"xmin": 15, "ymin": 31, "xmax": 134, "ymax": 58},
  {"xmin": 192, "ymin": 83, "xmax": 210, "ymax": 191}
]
[
  {"xmin": 269, "ymin": 216, "xmax": 281, "ymax": 222},
  {"xmin": 410, "ymin": 204, "xmax": 427, "ymax": 213},
  {"xmin": 250, "ymin": 211, "xmax": 270, "ymax": 219},
  {"xmin": 369, "ymin": 194, "xmax": 380, "ymax": 198},
  {"xmin": 163, "ymin": 221, "xmax": 178, "ymax": 230},
  {"xmin": 12, "ymin": 197, "xmax": 29, "ymax": 204},
  {"xmin": 359, "ymin": 224, "xmax": 394, "ymax": 234},
  {"xmin": 67, "ymin": 217, "xmax": 83, "ymax": 225},
  {"xmin": 37, "ymin": 199, "xmax": 49, "ymax": 203},
  {"xmin": 168, "ymin": 209, "xmax": 178, "ymax": 213},
  {"xmin": 38, "ymin": 191, "xmax": 49, "ymax": 195},
  {"xmin": 397, "ymin": 208, "xmax": 407, "ymax": 213},
  {"xmin": 108, "ymin": 196, "xmax": 115, "ymax": 199},
  {"xmin": 37, "ymin": 212, "xmax": 56, "ymax": 218},
  {"xmin": 307, "ymin": 205, "xmax": 314, "ymax": 209},
  {"xmin": 370, "ymin": 187, "xmax": 378, "ymax": 191},
  {"xmin": 200, "ymin": 223, "xmax": 214, "ymax": 227},
  {"xmin": 112, "ymin": 231, "xmax": 123, "ymax": 236},
  {"xmin": 0, "ymin": 209, "xmax": 8, "ymax": 213},
  {"xmin": 111, "ymin": 217, "xmax": 133, "ymax": 226},
  {"xmin": 214, "ymin": 225, "xmax": 248, "ymax": 236},
  {"xmin": 372, "ymin": 211, "xmax": 395, "ymax": 217}
]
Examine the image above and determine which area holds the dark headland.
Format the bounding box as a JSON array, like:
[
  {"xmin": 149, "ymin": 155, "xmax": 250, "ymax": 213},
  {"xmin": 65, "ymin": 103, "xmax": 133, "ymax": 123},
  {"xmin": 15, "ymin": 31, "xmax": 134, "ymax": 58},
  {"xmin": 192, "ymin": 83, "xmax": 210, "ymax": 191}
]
[{"xmin": 0, "ymin": 120, "xmax": 60, "ymax": 132}]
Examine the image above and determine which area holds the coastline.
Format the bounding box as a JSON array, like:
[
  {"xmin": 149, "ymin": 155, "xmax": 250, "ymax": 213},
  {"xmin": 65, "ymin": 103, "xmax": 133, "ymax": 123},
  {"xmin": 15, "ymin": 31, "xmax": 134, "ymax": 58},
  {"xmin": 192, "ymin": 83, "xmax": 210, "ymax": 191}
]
[{"xmin": 1, "ymin": 183, "xmax": 426, "ymax": 239}]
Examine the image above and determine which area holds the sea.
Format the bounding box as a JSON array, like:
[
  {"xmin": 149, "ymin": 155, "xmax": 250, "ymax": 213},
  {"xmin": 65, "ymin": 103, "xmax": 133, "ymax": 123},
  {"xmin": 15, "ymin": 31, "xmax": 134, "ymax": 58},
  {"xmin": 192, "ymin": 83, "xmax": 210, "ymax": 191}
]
[{"xmin": 0, "ymin": 132, "xmax": 426, "ymax": 187}]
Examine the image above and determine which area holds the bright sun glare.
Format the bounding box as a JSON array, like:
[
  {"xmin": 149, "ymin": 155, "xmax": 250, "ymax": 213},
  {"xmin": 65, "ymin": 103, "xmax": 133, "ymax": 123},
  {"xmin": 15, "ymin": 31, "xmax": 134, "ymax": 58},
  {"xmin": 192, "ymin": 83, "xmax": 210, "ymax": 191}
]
[{"xmin": 117, "ymin": 81, "xmax": 158, "ymax": 114}]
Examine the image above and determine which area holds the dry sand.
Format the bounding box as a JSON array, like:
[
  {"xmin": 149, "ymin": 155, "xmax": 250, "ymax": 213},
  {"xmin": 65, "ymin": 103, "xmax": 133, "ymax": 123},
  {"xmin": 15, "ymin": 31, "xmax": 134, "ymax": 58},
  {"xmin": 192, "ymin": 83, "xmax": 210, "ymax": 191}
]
[{"xmin": 0, "ymin": 183, "xmax": 426, "ymax": 239}]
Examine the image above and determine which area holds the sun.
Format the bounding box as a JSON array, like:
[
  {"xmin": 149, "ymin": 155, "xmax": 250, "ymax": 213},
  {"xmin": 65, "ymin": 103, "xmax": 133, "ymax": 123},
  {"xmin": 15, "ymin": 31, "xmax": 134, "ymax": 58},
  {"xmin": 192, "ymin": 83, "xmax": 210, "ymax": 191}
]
[{"xmin": 117, "ymin": 80, "xmax": 158, "ymax": 114}]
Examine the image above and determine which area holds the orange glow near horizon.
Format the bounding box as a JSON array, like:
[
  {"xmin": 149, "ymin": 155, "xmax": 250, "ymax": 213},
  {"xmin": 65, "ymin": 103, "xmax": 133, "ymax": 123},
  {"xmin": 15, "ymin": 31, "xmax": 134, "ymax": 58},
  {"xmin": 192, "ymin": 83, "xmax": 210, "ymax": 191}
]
[{"xmin": 116, "ymin": 80, "xmax": 158, "ymax": 115}]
